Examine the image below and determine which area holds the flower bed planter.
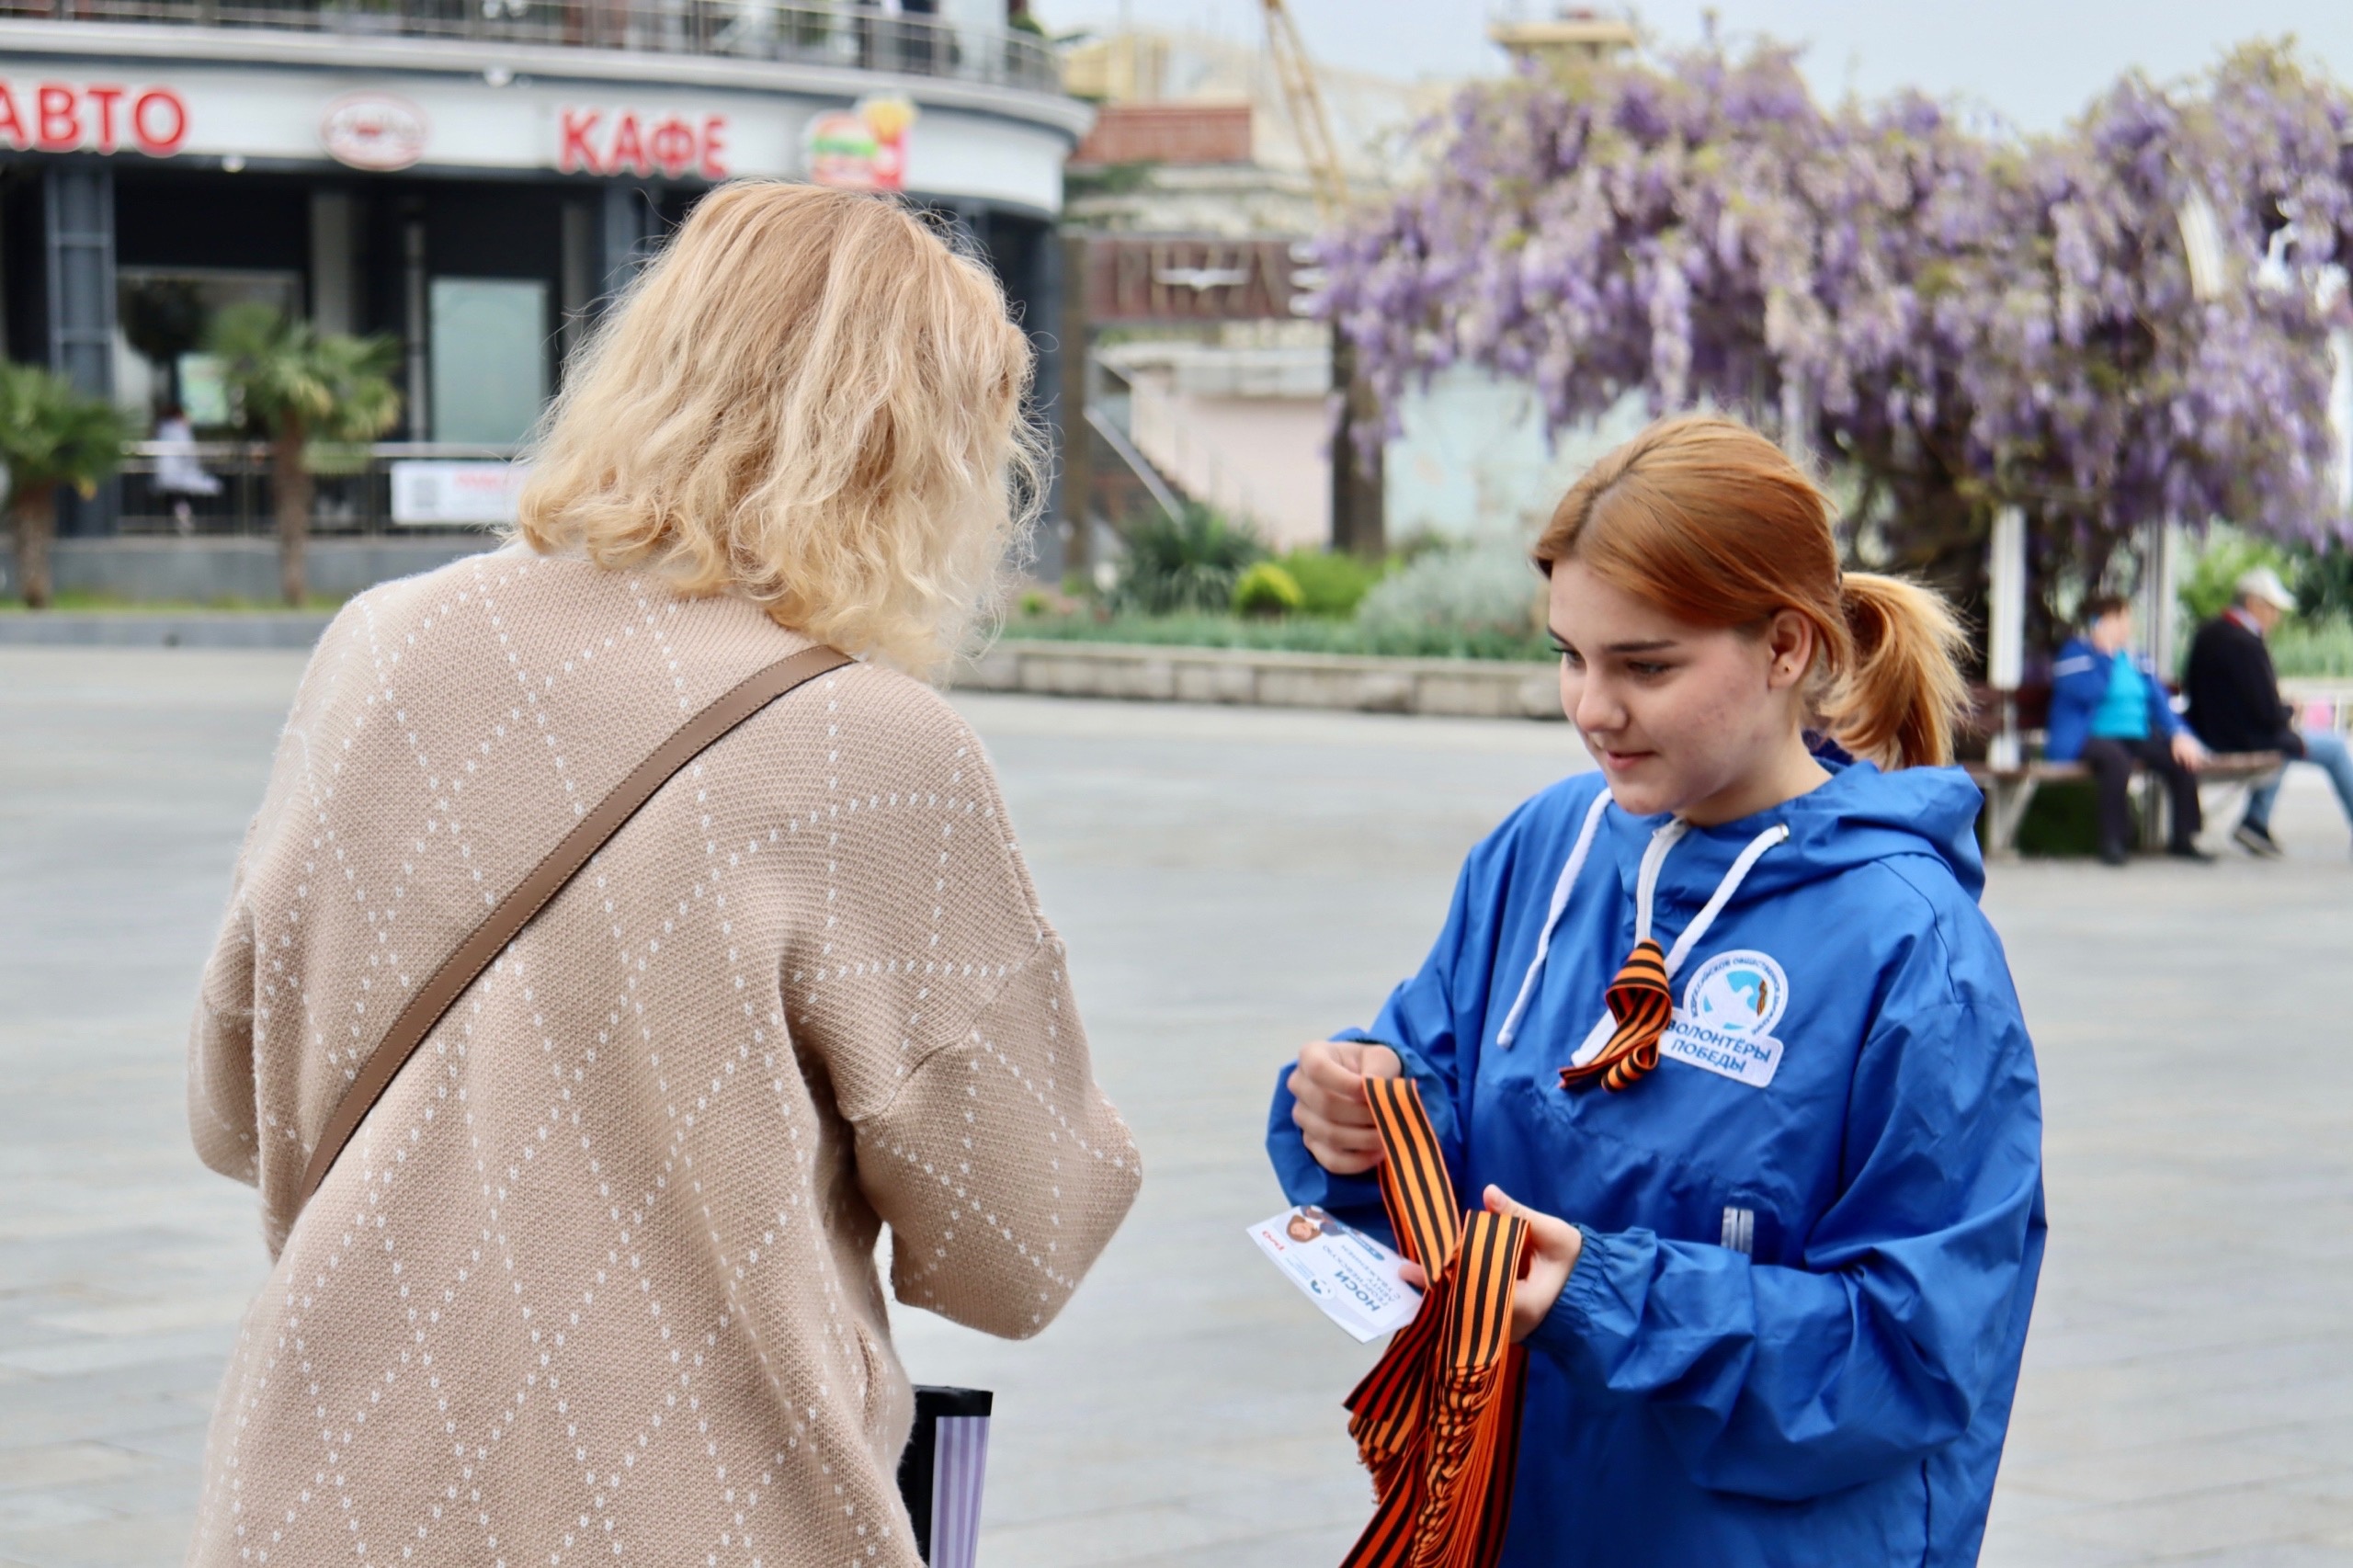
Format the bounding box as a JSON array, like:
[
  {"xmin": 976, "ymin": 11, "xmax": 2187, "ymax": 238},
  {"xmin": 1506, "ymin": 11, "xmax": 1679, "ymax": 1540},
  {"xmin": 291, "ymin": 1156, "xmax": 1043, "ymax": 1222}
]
[{"xmin": 958, "ymin": 638, "xmax": 1565, "ymax": 721}]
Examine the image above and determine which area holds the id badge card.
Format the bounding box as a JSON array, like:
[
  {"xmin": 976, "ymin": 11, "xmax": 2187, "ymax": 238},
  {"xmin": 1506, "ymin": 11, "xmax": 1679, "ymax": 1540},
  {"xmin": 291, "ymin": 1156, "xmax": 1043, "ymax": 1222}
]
[{"xmin": 1247, "ymin": 1205, "xmax": 1423, "ymax": 1342}]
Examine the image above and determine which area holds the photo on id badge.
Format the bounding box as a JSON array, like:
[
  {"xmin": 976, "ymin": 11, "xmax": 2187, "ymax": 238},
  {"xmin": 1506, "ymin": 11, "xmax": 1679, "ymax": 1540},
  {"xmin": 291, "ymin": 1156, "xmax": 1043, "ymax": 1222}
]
[{"xmin": 1247, "ymin": 1204, "xmax": 1423, "ymax": 1343}]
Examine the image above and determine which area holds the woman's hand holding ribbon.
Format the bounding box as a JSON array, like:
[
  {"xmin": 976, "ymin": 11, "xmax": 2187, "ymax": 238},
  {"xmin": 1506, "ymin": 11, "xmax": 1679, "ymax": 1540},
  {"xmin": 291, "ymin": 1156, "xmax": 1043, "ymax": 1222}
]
[
  {"xmin": 1395, "ymin": 1185, "xmax": 1586, "ymax": 1342},
  {"xmin": 1289, "ymin": 1040, "xmax": 1403, "ymax": 1174}
]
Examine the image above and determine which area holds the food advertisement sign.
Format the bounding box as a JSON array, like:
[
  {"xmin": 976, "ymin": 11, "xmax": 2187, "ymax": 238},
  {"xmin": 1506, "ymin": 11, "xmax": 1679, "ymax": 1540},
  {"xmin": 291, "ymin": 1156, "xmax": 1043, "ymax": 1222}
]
[{"xmin": 805, "ymin": 95, "xmax": 916, "ymax": 191}]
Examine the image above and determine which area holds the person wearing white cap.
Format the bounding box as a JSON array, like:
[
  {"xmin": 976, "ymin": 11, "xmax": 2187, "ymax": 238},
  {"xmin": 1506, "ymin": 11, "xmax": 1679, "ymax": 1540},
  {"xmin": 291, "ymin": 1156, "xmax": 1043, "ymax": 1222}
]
[{"xmin": 2184, "ymin": 565, "xmax": 2353, "ymax": 856}]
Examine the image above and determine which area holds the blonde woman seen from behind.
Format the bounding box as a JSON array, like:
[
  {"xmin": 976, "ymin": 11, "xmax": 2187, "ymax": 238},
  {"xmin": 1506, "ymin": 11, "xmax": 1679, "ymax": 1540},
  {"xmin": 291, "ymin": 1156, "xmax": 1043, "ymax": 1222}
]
[{"xmin": 184, "ymin": 184, "xmax": 1141, "ymax": 1568}]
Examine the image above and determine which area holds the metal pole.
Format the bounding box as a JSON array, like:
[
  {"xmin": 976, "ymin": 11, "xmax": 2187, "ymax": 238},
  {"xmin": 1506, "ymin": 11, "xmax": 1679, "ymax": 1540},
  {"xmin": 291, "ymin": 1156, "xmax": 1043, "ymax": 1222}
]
[
  {"xmin": 1986, "ymin": 504, "xmax": 2026, "ymax": 769},
  {"xmin": 2145, "ymin": 515, "xmax": 2181, "ymax": 683}
]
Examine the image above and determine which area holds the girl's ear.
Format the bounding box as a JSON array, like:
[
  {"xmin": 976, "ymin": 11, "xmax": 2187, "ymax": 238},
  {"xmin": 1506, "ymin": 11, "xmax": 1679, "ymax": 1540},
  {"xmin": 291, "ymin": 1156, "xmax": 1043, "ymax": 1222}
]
[{"xmin": 1762, "ymin": 608, "xmax": 1813, "ymax": 691}]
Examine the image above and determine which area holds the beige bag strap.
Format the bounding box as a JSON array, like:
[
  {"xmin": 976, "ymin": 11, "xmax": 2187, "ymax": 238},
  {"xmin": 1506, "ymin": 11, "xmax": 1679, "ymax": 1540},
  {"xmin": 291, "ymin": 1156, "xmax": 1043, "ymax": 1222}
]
[{"xmin": 294, "ymin": 642, "xmax": 854, "ymax": 1216}]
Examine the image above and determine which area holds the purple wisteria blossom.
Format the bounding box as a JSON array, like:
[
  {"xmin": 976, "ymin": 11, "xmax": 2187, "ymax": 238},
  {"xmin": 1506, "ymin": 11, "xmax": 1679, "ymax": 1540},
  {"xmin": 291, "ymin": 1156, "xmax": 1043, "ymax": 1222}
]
[{"xmin": 1316, "ymin": 40, "xmax": 2353, "ymax": 627}]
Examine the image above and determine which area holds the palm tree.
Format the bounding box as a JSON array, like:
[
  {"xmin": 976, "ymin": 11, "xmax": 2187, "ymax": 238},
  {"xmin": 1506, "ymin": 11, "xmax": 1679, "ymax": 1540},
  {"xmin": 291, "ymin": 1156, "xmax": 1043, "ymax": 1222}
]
[
  {"xmin": 209, "ymin": 304, "xmax": 401, "ymax": 606},
  {"xmin": 0, "ymin": 362, "xmax": 134, "ymax": 609}
]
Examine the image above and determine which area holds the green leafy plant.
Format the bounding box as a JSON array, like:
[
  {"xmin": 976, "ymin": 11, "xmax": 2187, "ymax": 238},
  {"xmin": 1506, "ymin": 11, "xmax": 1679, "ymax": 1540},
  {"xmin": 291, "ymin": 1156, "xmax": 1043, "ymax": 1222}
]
[
  {"xmin": 1001, "ymin": 609, "xmax": 1558, "ymax": 662},
  {"xmin": 2177, "ymin": 526, "xmax": 2293, "ymax": 629},
  {"xmin": 2290, "ymin": 544, "xmax": 2353, "ymax": 624},
  {"xmin": 209, "ymin": 303, "xmax": 400, "ymax": 606},
  {"xmin": 1279, "ymin": 547, "xmax": 1388, "ymax": 618},
  {"xmin": 0, "ymin": 362, "xmax": 134, "ymax": 608},
  {"xmin": 1354, "ymin": 540, "xmax": 1544, "ymax": 650},
  {"xmin": 2269, "ymin": 618, "xmax": 2353, "ymax": 677},
  {"xmin": 1232, "ymin": 560, "xmax": 1306, "ymax": 618},
  {"xmin": 1111, "ymin": 502, "xmax": 1264, "ymax": 616}
]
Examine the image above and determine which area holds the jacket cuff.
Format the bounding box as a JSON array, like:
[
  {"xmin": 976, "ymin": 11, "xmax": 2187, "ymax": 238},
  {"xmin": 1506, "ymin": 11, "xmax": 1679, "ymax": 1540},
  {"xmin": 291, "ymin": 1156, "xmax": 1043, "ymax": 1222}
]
[
  {"xmin": 1332, "ymin": 1028, "xmax": 1461, "ymax": 1153},
  {"xmin": 1527, "ymin": 1224, "xmax": 1651, "ymax": 1374},
  {"xmin": 1264, "ymin": 1057, "xmax": 1387, "ymax": 1228}
]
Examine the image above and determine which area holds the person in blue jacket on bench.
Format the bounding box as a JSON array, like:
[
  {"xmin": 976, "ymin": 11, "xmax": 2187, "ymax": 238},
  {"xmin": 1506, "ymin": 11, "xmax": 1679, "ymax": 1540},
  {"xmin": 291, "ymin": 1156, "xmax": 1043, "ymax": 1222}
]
[
  {"xmin": 2047, "ymin": 594, "xmax": 2211, "ymax": 865},
  {"xmin": 1269, "ymin": 415, "xmax": 2044, "ymax": 1568}
]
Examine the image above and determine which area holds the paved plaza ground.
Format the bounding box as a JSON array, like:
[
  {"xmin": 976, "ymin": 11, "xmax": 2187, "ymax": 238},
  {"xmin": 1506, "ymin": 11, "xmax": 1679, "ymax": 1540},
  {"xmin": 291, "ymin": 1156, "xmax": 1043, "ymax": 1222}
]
[{"xmin": 3, "ymin": 645, "xmax": 2350, "ymax": 1568}]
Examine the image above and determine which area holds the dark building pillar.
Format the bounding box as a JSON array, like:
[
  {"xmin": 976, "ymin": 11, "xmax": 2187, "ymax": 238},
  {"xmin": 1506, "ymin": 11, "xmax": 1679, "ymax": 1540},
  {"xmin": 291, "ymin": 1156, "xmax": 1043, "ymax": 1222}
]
[
  {"xmin": 1056, "ymin": 233, "xmax": 1093, "ymax": 578},
  {"xmin": 560, "ymin": 197, "xmax": 597, "ymax": 369},
  {"xmin": 402, "ymin": 209, "xmax": 428, "ymax": 438},
  {"xmin": 45, "ymin": 162, "xmax": 118, "ymax": 535},
  {"xmin": 1026, "ymin": 221, "xmax": 1064, "ymax": 583},
  {"xmin": 310, "ymin": 187, "xmax": 359, "ymax": 335},
  {"xmin": 597, "ymin": 183, "xmax": 661, "ymax": 305},
  {"xmin": 983, "ymin": 211, "xmax": 1060, "ymax": 582}
]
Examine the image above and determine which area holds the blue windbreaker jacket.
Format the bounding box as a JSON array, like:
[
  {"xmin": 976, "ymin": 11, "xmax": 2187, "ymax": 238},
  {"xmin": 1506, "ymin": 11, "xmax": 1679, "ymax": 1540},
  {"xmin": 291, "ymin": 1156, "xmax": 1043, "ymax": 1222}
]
[
  {"xmin": 2045, "ymin": 635, "xmax": 2183, "ymax": 761},
  {"xmin": 1267, "ymin": 759, "xmax": 2045, "ymax": 1568}
]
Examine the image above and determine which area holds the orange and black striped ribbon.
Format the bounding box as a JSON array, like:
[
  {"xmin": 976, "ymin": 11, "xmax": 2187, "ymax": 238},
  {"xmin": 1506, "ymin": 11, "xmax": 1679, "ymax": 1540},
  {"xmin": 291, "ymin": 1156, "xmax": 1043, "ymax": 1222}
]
[
  {"xmin": 1340, "ymin": 1075, "xmax": 1530, "ymax": 1568},
  {"xmin": 1559, "ymin": 936, "xmax": 1673, "ymax": 1093}
]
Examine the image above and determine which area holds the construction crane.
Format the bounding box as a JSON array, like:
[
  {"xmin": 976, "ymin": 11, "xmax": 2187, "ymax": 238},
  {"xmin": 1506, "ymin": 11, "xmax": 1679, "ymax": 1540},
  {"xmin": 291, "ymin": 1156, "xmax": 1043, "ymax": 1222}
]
[
  {"xmin": 1261, "ymin": 0, "xmax": 1350, "ymax": 222},
  {"xmin": 1258, "ymin": 0, "xmax": 1383, "ymax": 554}
]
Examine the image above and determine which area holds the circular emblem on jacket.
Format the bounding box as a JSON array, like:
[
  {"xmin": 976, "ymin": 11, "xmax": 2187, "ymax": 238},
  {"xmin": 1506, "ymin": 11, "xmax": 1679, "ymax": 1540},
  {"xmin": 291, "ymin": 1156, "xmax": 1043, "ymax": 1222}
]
[{"xmin": 1681, "ymin": 949, "xmax": 1789, "ymax": 1039}]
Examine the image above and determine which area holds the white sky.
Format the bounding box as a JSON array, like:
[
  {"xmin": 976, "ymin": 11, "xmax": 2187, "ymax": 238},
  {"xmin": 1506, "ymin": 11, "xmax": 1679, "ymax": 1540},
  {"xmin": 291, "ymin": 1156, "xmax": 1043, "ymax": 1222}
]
[{"xmin": 1029, "ymin": 1, "xmax": 2353, "ymax": 131}]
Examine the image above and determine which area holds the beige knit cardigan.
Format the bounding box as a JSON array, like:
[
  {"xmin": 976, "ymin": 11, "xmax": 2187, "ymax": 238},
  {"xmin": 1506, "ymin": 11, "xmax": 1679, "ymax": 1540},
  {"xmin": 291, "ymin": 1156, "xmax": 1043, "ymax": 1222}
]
[{"xmin": 184, "ymin": 547, "xmax": 1141, "ymax": 1568}]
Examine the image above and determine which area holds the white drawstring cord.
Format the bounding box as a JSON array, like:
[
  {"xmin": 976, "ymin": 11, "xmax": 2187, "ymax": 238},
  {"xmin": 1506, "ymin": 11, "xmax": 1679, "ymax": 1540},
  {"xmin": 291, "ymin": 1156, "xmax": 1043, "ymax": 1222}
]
[
  {"xmin": 1496, "ymin": 806, "xmax": 1793, "ymax": 1053},
  {"xmin": 1560, "ymin": 820, "xmax": 1793, "ymax": 1068},
  {"xmin": 1663, "ymin": 824, "xmax": 1790, "ymax": 974},
  {"xmin": 1495, "ymin": 790, "xmax": 1612, "ymax": 1048},
  {"xmin": 1631, "ymin": 818, "xmax": 1692, "ymax": 948}
]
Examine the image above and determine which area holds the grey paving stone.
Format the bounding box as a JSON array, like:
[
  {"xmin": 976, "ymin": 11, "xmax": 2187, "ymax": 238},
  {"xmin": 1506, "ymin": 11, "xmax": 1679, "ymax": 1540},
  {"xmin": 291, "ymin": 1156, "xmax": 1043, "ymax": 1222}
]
[{"xmin": 5, "ymin": 648, "xmax": 2352, "ymax": 1567}]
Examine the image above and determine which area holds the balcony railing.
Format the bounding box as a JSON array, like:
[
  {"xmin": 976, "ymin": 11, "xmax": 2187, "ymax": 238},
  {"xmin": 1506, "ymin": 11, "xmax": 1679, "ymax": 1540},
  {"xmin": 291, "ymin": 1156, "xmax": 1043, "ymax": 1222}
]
[
  {"xmin": 0, "ymin": 1, "xmax": 1062, "ymax": 94},
  {"xmin": 119, "ymin": 440, "xmax": 513, "ymax": 538}
]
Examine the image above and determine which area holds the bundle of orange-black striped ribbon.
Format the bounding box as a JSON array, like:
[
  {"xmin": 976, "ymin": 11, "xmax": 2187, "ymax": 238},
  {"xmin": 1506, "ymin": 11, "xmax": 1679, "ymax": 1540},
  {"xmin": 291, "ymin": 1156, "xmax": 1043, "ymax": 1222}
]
[{"xmin": 1338, "ymin": 1075, "xmax": 1531, "ymax": 1568}]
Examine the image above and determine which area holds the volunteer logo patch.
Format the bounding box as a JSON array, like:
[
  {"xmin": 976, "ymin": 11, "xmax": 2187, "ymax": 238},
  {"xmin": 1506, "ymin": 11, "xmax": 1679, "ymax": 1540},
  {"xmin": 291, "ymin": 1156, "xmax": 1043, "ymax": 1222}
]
[{"xmin": 1661, "ymin": 949, "xmax": 1789, "ymax": 1087}]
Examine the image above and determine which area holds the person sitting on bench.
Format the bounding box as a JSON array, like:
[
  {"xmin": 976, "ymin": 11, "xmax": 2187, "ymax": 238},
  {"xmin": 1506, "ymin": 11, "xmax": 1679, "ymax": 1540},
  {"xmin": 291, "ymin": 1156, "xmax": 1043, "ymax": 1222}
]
[
  {"xmin": 2185, "ymin": 565, "xmax": 2353, "ymax": 858},
  {"xmin": 2048, "ymin": 594, "xmax": 2211, "ymax": 865}
]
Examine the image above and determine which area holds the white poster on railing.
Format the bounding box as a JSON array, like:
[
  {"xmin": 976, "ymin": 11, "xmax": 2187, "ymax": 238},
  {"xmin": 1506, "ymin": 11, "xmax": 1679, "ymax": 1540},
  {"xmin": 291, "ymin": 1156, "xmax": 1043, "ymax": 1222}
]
[{"xmin": 391, "ymin": 460, "xmax": 529, "ymax": 527}]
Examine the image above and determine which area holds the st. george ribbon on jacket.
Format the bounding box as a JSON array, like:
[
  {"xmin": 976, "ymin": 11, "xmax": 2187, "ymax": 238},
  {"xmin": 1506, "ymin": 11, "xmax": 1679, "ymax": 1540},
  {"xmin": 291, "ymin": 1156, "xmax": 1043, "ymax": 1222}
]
[{"xmin": 1340, "ymin": 1076, "xmax": 1531, "ymax": 1568}]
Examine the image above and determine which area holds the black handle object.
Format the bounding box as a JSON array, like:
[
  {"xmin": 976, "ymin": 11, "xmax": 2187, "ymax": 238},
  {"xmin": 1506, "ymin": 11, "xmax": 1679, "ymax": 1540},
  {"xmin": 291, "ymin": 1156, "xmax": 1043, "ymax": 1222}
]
[{"xmin": 897, "ymin": 1385, "xmax": 994, "ymax": 1567}]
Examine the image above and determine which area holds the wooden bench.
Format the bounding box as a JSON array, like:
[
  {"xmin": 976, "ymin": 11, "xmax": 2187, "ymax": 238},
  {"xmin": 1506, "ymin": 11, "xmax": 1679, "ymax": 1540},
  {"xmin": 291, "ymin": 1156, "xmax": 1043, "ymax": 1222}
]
[{"xmin": 1966, "ymin": 752, "xmax": 2284, "ymax": 858}]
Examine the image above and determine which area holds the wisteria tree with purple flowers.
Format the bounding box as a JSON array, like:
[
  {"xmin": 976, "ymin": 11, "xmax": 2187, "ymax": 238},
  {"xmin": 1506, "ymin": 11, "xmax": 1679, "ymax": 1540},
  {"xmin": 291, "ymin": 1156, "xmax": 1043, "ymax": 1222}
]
[{"xmin": 1317, "ymin": 40, "xmax": 2353, "ymax": 642}]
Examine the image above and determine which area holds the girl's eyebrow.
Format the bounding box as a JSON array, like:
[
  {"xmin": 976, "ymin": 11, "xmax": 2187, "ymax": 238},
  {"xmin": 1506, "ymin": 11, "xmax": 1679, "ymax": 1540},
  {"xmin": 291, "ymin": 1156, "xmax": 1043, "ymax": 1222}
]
[{"xmin": 1544, "ymin": 630, "xmax": 1679, "ymax": 655}]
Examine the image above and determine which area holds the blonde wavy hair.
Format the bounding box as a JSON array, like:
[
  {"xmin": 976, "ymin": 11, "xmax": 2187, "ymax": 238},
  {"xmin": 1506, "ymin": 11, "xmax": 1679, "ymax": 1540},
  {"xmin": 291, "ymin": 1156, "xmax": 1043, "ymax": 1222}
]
[{"xmin": 515, "ymin": 181, "xmax": 1044, "ymax": 675}]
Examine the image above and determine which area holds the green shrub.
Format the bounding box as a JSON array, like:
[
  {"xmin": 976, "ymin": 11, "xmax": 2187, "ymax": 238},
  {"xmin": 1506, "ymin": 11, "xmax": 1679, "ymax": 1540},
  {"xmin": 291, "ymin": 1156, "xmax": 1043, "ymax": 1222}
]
[
  {"xmin": 1232, "ymin": 560, "xmax": 1306, "ymax": 618},
  {"xmin": 1279, "ymin": 548, "xmax": 1387, "ymax": 618},
  {"xmin": 2270, "ymin": 617, "xmax": 2353, "ymax": 677},
  {"xmin": 2291, "ymin": 544, "xmax": 2353, "ymax": 622},
  {"xmin": 2178, "ymin": 526, "xmax": 2292, "ymax": 628},
  {"xmin": 2009, "ymin": 778, "xmax": 2105, "ymax": 858},
  {"xmin": 1111, "ymin": 503, "xmax": 1264, "ymax": 616},
  {"xmin": 999, "ymin": 611, "xmax": 1555, "ymax": 661},
  {"xmin": 1354, "ymin": 540, "xmax": 1544, "ymax": 648}
]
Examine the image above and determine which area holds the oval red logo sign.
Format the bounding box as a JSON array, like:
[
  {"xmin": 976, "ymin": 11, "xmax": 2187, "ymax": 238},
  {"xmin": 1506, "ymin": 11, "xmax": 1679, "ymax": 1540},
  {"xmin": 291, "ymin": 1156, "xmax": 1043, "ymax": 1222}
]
[{"xmin": 321, "ymin": 92, "xmax": 427, "ymax": 171}]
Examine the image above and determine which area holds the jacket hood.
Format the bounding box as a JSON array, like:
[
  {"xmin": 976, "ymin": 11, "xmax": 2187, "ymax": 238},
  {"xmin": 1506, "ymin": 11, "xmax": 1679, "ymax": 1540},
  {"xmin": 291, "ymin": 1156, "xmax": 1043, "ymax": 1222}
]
[{"xmin": 1597, "ymin": 758, "xmax": 1986, "ymax": 911}]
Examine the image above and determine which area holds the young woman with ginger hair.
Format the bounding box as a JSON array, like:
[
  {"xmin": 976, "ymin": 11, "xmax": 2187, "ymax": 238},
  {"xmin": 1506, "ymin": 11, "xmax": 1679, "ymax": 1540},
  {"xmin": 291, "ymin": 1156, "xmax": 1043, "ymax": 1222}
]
[
  {"xmin": 184, "ymin": 184, "xmax": 1139, "ymax": 1568},
  {"xmin": 1270, "ymin": 415, "xmax": 2044, "ymax": 1566}
]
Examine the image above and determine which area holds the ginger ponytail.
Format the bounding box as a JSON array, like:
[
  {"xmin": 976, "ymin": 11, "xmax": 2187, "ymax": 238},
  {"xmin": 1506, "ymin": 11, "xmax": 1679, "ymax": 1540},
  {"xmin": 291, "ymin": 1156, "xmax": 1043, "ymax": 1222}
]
[
  {"xmin": 1824, "ymin": 572, "xmax": 1971, "ymax": 769},
  {"xmin": 1535, "ymin": 415, "xmax": 1971, "ymax": 771}
]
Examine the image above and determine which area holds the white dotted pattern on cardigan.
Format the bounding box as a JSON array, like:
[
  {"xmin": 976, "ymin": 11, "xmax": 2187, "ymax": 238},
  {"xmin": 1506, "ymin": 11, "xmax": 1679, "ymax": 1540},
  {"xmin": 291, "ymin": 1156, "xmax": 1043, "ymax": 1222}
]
[{"xmin": 185, "ymin": 548, "xmax": 1141, "ymax": 1568}]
